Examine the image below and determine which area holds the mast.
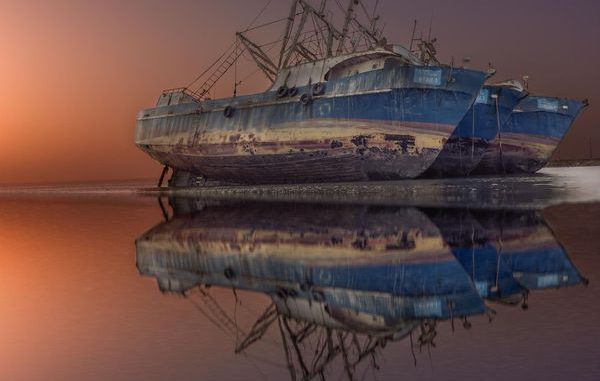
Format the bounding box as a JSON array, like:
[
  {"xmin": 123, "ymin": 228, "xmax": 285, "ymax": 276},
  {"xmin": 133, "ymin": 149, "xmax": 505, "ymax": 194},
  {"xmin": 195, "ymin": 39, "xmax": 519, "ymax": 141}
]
[
  {"xmin": 278, "ymin": 0, "xmax": 300, "ymax": 68},
  {"xmin": 298, "ymin": 0, "xmax": 343, "ymax": 40},
  {"xmin": 237, "ymin": 32, "xmax": 278, "ymax": 82},
  {"xmin": 279, "ymin": 0, "xmax": 350, "ymax": 67},
  {"xmin": 187, "ymin": 0, "xmax": 392, "ymax": 97},
  {"xmin": 351, "ymin": 0, "xmax": 381, "ymax": 48},
  {"xmin": 280, "ymin": 8, "xmax": 311, "ymax": 68},
  {"xmin": 336, "ymin": 0, "xmax": 356, "ymax": 55}
]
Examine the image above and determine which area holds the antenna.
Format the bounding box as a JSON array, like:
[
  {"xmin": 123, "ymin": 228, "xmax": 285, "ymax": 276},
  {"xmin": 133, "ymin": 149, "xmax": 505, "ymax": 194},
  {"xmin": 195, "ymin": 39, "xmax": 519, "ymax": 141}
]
[
  {"xmin": 427, "ymin": 9, "xmax": 434, "ymax": 42},
  {"xmin": 409, "ymin": 19, "xmax": 417, "ymax": 52}
]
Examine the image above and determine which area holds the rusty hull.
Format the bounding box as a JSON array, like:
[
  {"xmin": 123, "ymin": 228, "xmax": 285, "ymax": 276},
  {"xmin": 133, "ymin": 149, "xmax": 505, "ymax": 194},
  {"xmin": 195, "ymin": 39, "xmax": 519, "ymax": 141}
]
[
  {"xmin": 138, "ymin": 119, "xmax": 454, "ymax": 184},
  {"xmin": 136, "ymin": 57, "xmax": 487, "ymax": 185},
  {"xmin": 473, "ymin": 133, "xmax": 559, "ymax": 174}
]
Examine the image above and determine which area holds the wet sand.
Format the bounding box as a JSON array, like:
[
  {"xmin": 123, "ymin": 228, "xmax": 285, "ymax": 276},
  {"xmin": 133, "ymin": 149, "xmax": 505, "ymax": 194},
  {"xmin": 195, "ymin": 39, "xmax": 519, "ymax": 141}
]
[{"xmin": 2, "ymin": 167, "xmax": 600, "ymax": 209}]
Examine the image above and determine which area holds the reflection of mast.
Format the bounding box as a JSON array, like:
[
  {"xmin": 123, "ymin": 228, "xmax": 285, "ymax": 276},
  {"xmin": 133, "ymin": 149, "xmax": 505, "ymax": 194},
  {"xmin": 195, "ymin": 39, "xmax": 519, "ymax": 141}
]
[
  {"xmin": 185, "ymin": 285, "xmax": 392, "ymax": 381},
  {"xmin": 235, "ymin": 303, "xmax": 278, "ymax": 353},
  {"xmin": 276, "ymin": 314, "xmax": 384, "ymax": 381}
]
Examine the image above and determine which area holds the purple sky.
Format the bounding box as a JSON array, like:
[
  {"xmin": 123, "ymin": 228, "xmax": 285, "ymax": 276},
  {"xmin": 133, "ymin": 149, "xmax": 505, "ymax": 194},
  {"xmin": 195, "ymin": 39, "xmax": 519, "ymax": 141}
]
[{"xmin": 0, "ymin": 0, "xmax": 598, "ymax": 184}]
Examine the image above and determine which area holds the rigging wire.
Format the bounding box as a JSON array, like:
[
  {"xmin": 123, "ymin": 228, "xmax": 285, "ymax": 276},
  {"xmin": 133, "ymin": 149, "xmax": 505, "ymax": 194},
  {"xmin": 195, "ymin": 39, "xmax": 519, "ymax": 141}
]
[
  {"xmin": 186, "ymin": 0, "xmax": 271, "ymax": 90},
  {"xmin": 186, "ymin": 40, "xmax": 237, "ymax": 89},
  {"xmin": 242, "ymin": 14, "xmax": 301, "ymax": 33},
  {"xmin": 187, "ymin": 0, "xmax": 386, "ymax": 95},
  {"xmin": 245, "ymin": 0, "xmax": 274, "ymax": 31}
]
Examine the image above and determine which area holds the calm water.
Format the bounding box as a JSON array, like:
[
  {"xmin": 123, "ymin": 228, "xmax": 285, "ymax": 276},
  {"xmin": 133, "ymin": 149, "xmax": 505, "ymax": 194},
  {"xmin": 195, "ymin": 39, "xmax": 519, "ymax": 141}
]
[{"xmin": 1, "ymin": 168, "xmax": 600, "ymax": 381}]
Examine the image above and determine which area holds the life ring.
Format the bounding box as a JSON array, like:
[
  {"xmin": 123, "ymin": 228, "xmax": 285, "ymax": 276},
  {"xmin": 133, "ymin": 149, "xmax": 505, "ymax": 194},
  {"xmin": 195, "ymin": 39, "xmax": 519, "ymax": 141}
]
[
  {"xmin": 312, "ymin": 82, "xmax": 326, "ymax": 96},
  {"xmin": 223, "ymin": 105, "xmax": 234, "ymax": 118},
  {"xmin": 300, "ymin": 93, "xmax": 312, "ymax": 106},
  {"xmin": 276, "ymin": 85, "xmax": 289, "ymax": 98},
  {"xmin": 288, "ymin": 86, "xmax": 298, "ymax": 97}
]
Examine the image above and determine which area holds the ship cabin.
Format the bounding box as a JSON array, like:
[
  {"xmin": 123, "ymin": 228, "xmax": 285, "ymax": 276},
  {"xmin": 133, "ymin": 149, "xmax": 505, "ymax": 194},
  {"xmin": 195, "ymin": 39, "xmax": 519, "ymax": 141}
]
[{"xmin": 155, "ymin": 44, "xmax": 422, "ymax": 108}]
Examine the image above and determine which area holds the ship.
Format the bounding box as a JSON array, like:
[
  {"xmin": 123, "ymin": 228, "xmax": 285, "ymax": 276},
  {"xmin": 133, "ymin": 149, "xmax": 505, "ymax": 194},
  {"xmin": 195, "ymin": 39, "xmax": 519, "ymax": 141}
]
[
  {"xmin": 135, "ymin": 201, "xmax": 487, "ymax": 379},
  {"xmin": 135, "ymin": 0, "xmax": 487, "ymax": 185},
  {"xmin": 425, "ymin": 80, "xmax": 526, "ymax": 177},
  {"xmin": 135, "ymin": 199, "xmax": 487, "ymax": 331},
  {"xmin": 473, "ymin": 95, "xmax": 588, "ymax": 174},
  {"xmin": 427, "ymin": 208, "xmax": 585, "ymax": 306}
]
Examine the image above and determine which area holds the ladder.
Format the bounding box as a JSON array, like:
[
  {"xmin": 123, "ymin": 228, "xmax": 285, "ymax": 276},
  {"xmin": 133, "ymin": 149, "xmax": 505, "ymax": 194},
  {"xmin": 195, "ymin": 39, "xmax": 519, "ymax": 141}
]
[{"xmin": 192, "ymin": 42, "xmax": 246, "ymax": 100}]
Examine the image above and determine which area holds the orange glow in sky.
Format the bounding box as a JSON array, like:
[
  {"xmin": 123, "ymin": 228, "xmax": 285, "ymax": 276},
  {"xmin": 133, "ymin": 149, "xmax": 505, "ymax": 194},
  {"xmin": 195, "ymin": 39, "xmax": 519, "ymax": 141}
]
[{"xmin": 0, "ymin": 0, "xmax": 598, "ymax": 185}]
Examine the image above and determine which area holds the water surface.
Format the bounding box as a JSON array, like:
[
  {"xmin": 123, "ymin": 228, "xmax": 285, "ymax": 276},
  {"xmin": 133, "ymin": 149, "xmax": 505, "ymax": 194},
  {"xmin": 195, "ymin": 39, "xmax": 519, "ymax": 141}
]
[{"xmin": 1, "ymin": 168, "xmax": 599, "ymax": 381}]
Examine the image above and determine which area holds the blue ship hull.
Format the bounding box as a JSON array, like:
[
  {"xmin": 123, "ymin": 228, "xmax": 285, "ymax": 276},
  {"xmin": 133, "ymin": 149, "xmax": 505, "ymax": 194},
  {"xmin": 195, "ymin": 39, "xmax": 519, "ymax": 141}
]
[
  {"xmin": 474, "ymin": 96, "xmax": 587, "ymax": 174},
  {"xmin": 136, "ymin": 58, "xmax": 486, "ymax": 184},
  {"xmin": 425, "ymin": 84, "xmax": 524, "ymax": 177}
]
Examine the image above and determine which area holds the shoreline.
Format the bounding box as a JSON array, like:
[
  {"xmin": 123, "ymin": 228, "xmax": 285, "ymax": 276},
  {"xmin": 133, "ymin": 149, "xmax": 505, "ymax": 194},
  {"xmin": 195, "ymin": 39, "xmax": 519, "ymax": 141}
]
[{"xmin": 547, "ymin": 159, "xmax": 600, "ymax": 167}]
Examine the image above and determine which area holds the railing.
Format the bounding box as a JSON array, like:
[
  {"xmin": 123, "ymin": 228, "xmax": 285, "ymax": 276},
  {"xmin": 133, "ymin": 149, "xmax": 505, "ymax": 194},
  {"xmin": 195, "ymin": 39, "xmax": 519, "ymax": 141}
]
[{"xmin": 160, "ymin": 87, "xmax": 199, "ymax": 99}]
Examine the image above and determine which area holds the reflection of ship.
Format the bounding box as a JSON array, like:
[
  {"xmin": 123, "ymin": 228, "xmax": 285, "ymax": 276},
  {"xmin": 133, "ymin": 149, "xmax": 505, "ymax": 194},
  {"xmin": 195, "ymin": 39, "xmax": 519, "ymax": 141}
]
[
  {"xmin": 136, "ymin": 199, "xmax": 586, "ymax": 380},
  {"xmin": 427, "ymin": 208, "xmax": 585, "ymax": 306},
  {"xmin": 137, "ymin": 201, "xmax": 485, "ymax": 333},
  {"xmin": 472, "ymin": 210, "xmax": 585, "ymax": 293}
]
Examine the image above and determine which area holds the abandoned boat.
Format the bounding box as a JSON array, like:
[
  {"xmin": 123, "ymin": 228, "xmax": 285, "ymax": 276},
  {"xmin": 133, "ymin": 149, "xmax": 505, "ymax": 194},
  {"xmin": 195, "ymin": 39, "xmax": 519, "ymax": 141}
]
[
  {"xmin": 473, "ymin": 95, "xmax": 588, "ymax": 174},
  {"xmin": 425, "ymin": 80, "xmax": 526, "ymax": 177},
  {"xmin": 135, "ymin": 1, "xmax": 487, "ymax": 185}
]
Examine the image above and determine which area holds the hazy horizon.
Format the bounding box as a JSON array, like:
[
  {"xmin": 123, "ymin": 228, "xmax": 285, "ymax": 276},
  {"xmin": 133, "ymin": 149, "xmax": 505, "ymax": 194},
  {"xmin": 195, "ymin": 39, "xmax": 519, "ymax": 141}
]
[{"xmin": 1, "ymin": 0, "xmax": 599, "ymax": 185}]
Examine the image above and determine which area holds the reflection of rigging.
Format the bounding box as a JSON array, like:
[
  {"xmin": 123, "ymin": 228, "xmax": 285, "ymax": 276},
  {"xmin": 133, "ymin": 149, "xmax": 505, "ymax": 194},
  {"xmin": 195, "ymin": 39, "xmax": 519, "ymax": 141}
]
[
  {"xmin": 235, "ymin": 302, "xmax": 278, "ymax": 353},
  {"xmin": 275, "ymin": 313, "xmax": 394, "ymax": 381},
  {"xmin": 185, "ymin": 284, "xmax": 406, "ymax": 381},
  {"xmin": 171, "ymin": 271, "xmax": 424, "ymax": 380},
  {"xmin": 181, "ymin": 283, "xmax": 501, "ymax": 381},
  {"xmin": 186, "ymin": 286, "xmax": 247, "ymax": 339}
]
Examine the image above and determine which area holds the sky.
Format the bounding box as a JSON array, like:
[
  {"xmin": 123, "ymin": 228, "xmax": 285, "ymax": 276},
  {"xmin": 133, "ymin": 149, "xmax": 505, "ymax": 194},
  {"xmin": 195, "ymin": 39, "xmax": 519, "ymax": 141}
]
[{"xmin": 0, "ymin": 0, "xmax": 599, "ymax": 185}]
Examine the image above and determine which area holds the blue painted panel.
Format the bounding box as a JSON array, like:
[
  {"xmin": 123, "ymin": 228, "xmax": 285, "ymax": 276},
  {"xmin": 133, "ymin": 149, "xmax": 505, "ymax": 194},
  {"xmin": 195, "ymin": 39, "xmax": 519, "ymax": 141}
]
[
  {"xmin": 475, "ymin": 88, "xmax": 490, "ymax": 104},
  {"xmin": 537, "ymin": 98, "xmax": 559, "ymax": 112},
  {"xmin": 413, "ymin": 68, "xmax": 443, "ymax": 86}
]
